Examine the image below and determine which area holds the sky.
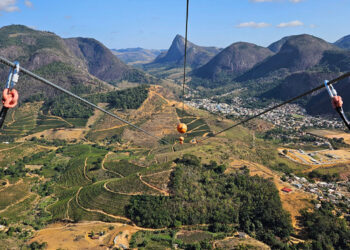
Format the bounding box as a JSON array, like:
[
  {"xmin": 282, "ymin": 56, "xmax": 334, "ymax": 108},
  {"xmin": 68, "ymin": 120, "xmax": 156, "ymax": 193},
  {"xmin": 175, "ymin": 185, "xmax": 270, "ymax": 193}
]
[{"xmin": 0, "ymin": 0, "xmax": 350, "ymax": 50}]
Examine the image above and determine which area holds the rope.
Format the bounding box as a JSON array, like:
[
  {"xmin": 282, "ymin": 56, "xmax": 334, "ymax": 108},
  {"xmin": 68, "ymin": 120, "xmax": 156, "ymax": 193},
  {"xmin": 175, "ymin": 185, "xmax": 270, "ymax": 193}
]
[
  {"xmin": 199, "ymin": 72, "xmax": 350, "ymax": 142},
  {"xmin": 182, "ymin": 0, "xmax": 189, "ymax": 111},
  {"xmin": 0, "ymin": 56, "xmax": 169, "ymax": 144}
]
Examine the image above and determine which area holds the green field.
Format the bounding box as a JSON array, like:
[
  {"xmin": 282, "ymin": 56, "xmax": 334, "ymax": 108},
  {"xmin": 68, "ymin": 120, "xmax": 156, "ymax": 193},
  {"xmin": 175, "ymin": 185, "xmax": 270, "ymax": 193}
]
[
  {"xmin": 103, "ymin": 158, "xmax": 146, "ymax": 177},
  {"xmin": 77, "ymin": 182, "xmax": 131, "ymax": 218},
  {"xmin": 106, "ymin": 175, "xmax": 162, "ymax": 195}
]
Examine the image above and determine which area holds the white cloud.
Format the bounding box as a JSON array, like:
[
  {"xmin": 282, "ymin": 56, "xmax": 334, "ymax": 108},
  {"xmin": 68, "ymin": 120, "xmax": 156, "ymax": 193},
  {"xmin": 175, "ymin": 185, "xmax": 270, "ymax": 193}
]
[
  {"xmin": 236, "ymin": 21, "xmax": 271, "ymax": 28},
  {"xmin": 309, "ymin": 24, "xmax": 316, "ymax": 28},
  {"xmin": 25, "ymin": 0, "xmax": 33, "ymax": 8},
  {"xmin": 289, "ymin": 0, "xmax": 303, "ymax": 2},
  {"xmin": 277, "ymin": 20, "xmax": 304, "ymax": 28},
  {"xmin": 0, "ymin": 0, "xmax": 19, "ymax": 12}
]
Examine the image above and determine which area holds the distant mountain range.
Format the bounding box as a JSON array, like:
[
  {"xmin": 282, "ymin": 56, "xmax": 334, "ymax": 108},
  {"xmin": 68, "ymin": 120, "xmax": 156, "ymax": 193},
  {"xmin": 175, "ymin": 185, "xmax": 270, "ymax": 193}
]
[
  {"xmin": 0, "ymin": 25, "xmax": 154, "ymax": 100},
  {"xmin": 111, "ymin": 48, "xmax": 164, "ymax": 65},
  {"xmin": 146, "ymin": 34, "xmax": 222, "ymax": 69},
  {"xmin": 2, "ymin": 24, "xmax": 350, "ymax": 117}
]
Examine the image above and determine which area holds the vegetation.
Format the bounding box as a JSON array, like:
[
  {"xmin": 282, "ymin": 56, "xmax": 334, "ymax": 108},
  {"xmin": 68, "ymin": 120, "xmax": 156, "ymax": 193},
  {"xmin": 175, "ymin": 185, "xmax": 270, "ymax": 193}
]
[
  {"xmin": 103, "ymin": 159, "xmax": 145, "ymax": 177},
  {"xmin": 298, "ymin": 202, "xmax": 350, "ymax": 249},
  {"xmin": 42, "ymin": 84, "xmax": 149, "ymax": 119},
  {"xmin": 126, "ymin": 154, "xmax": 293, "ymax": 247}
]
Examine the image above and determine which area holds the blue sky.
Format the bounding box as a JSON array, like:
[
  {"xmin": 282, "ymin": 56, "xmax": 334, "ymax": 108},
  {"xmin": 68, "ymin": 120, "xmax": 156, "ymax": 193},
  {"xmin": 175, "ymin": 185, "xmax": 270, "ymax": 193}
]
[{"xmin": 0, "ymin": 0, "xmax": 350, "ymax": 49}]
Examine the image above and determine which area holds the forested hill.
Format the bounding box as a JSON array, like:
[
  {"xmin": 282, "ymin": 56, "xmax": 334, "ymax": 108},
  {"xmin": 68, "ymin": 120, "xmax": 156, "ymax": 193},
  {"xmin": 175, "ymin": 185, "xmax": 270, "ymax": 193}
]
[{"xmin": 0, "ymin": 25, "xmax": 154, "ymax": 100}]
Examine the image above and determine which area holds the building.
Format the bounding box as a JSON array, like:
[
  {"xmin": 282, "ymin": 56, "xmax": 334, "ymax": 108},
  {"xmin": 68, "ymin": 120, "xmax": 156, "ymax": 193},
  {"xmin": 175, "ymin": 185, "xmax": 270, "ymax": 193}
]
[{"xmin": 282, "ymin": 187, "xmax": 292, "ymax": 193}]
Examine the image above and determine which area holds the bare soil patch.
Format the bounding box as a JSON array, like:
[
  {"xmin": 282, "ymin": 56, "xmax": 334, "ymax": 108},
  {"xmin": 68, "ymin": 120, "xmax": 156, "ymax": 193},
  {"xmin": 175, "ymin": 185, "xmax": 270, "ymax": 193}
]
[{"xmin": 30, "ymin": 222, "xmax": 140, "ymax": 250}]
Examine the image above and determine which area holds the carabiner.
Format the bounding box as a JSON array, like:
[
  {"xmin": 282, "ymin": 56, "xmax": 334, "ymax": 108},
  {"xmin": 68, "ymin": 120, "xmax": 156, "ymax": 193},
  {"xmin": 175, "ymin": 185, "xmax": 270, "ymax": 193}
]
[
  {"xmin": 1, "ymin": 62, "xmax": 20, "ymax": 129},
  {"xmin": 325, "ymin": 80, "xmax": 350, "ymax": 130}
]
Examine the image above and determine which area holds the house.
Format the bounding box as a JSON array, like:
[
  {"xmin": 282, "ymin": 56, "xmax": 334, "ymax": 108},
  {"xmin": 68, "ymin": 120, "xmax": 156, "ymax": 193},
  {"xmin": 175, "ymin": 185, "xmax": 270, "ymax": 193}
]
[
  {"xmin": 282, "ymin": 187, "xmax": 292, "ymax": 193},
  {"xmin": 292, "ymin": 183, "xmax": 302, "ymax": 189},
  {"xmin": 239, "ymin": 232, "xmax": 248, "ymax": 239}
]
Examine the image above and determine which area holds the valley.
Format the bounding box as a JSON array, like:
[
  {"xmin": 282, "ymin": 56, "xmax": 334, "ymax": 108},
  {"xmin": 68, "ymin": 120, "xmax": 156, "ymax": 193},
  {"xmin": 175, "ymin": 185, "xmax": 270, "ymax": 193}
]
[{"xmin": 0, "ymin": 23, "xmax": 349, "ymax": 249}]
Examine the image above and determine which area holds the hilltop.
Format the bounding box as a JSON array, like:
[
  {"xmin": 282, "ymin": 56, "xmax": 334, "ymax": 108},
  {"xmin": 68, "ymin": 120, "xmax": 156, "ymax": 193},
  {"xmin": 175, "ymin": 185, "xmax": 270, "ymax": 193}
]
[
  {"xmin": 334, "ymin": 34, "xmax": 350, "ymax": 50},
  {"xmin": 193, "ymin": 42, "xmax": 274, "ymax": 79},
  {"xmin": 148, "ymin": 34, "xmax": 221, "ymax": 69}
]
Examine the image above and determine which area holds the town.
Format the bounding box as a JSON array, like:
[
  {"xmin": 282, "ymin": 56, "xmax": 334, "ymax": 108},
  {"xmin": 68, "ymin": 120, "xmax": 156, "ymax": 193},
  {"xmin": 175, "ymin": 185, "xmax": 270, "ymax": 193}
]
[{"xmin": 186, "ymin": 97, "xmax": 344, "ymax": 130}]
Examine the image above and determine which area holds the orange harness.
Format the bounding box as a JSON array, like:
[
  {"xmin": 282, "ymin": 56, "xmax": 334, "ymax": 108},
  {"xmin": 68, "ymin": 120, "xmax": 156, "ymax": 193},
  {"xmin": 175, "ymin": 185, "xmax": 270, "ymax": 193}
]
[{"xmin": 2, "ymin": 88, "xmax": 18, "ymax": 108}]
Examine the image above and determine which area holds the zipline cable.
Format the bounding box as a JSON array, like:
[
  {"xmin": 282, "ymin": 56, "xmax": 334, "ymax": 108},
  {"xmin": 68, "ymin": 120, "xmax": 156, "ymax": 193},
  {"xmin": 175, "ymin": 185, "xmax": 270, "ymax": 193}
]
[
  {"xmin": 0, "ymin": 56, "xmax": 170, "ymax": 145},
  {"xmin": 182, "ymin": 0, "xmax": 189, "ymax": 111},
  {"xmin": 199, "ymin": 72, "xmax": 350, "ymax": 142}
]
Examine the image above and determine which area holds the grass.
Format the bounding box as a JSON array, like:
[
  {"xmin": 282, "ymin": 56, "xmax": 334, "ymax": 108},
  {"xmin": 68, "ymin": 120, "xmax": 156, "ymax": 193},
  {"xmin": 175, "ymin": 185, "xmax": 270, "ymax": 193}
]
[
  {"xmin": 77, "ymin": 182, "xmax": 130, "ymax": 217},
  {"xmin": 0, "ymin": 181, "xmax": 30, "ymax": 210},
  {"xmin": 130, "ymin": 230, "xmax": 174, "ymax": 249},
  {"xmin": 103, "ymin": 159, "xmax": 145, "ymax": 177},
  {"xmin": 174, "ymin": 108, "xmax": 211, "ymax": 141},
  {"xmin": 87, "ymin": 126, "xmax": 125, "ymax": 142},
  {"xmin": 65, "ymin": 118, "xmax": 88, "ymax": 127},
  {"xmin": 31, "ymin": 114, "xmax": 70, "ymax": 133},
  {"xmin": 0, "ymin": 194, "xmax": 37, "ymax": 223},
  {"xmin": 177, "ymin": 230, "xmax": 213, "ymax": 244},
  {"xmin": 59, "ymin": 156, "xmax": 91, "ymax": 187},
  {"xmin": 141, "ymin": 172, "xmax": 170, "ymax": 192},
  {"xmin": 1, "ymin": 102, "xmax": 41, "ymax": 138},
  {"xmin": 312, "ymin": 165, "xmax": 349, "ymax": 175},
  {"xmin": 106, "ymin": 175, "xmax": 162, "ymax": 195},
  {"xmin": 67, "ymin": 193, "xmax": 117, "ymax": 222},
  {"xmin": 48, "ymin": 187, "xmax": 78, "ymax": 221}
]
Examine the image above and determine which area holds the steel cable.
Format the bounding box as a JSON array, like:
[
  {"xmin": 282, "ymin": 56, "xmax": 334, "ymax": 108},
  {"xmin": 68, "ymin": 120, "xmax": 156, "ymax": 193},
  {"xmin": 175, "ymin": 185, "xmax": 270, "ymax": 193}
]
[{"xmin": 0, "ymin": 55, "xmax": 169, "ymax": 144}]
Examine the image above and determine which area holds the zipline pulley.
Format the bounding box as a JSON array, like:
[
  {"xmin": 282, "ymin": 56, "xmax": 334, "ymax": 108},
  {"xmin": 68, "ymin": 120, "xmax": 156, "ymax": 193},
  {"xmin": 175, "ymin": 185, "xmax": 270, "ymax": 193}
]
[
  {"xmin": 325, "ymin": 80, "xmax": 350, "ymax": 130},
  {"xmin": 0, "ymin": 61, "xmax": 20, "ymax": 129}
]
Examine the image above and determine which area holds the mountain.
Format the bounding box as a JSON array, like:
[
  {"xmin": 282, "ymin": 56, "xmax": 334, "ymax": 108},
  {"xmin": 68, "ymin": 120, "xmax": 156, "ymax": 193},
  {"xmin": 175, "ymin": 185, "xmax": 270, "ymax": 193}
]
[
  {"xmin": 0, "ymin": 25, "xmax": 155, "ymax": 100},
  {"xmin": 237, "ymin": 34, "xmax": 339, "ymax": 82},
  {"xmin": 64, "ymin": 37, "xmax": 130, "ymax": 83},
  {"xmin": 267, "ymin": 36, "xmax": 291, "ymax": 53},
  {"xmin": 111, "ymin": 48, "xmax": 164, "ymax": 65},
  {"xmin": 334, "ymin": 35, "xmax": 350, "ymax": 50},
  {"xmin": 148, "ymin": 34, "xmax": 221, "ymax": 68},
  {"xmin": 255, "ymin": 36, "xmax": 350, "ymax": 116},
  {"xmin": 0, "ymin": 25, "xmax": 110, "ymax": 100},
  {"xmin": 193, "ymin": 42, "xmax": 274, "ymax": 79}
]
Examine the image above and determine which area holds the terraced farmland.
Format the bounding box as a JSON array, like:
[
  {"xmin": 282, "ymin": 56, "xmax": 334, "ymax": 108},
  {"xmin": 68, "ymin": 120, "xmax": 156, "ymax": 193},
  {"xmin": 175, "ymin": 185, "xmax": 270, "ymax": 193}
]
[
  {"xmin": 0, "ymin": 181, "xmax": 30, "ymax": 211},
  {"xmin": 77, "ymin": 182, "xmax": 131, "ymax": 219},
  {"xmin": 105, "ymin": 175, "xmax": 162, "ymax": 195},
  {"xmin": 175, "ymin": 108, "xmax": 211, "ymax": 142},
  {"xmin": 103, "ymin": 159, "xmax": 145, "ymax": 177}
]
